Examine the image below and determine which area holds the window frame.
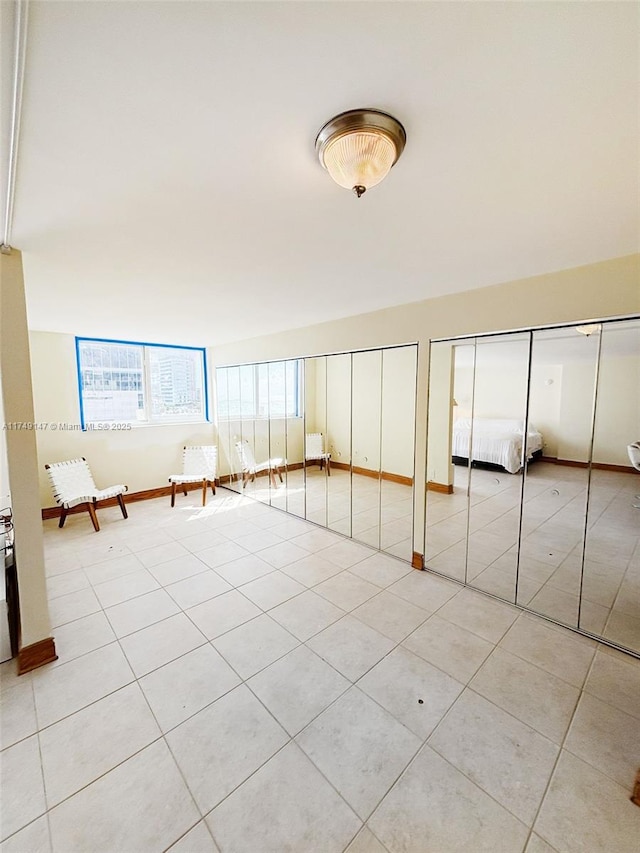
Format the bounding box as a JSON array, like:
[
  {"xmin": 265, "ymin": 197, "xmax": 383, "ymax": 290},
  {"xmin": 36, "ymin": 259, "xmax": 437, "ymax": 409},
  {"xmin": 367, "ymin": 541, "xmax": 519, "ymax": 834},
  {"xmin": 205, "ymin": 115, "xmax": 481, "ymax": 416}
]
[
  {"xmin": 216, "ymin": 359, "xmax": 302, "ymax": 421},
  {"xmin": 76, "ymin": 336, "xmax": 209, "ymax": 429}
]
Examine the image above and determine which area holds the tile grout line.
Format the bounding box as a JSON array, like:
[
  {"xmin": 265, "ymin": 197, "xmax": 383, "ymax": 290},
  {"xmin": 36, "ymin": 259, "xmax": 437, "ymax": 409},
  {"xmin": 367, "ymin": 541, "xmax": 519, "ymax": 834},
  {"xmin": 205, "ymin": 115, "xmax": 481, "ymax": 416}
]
[
  {"xmin": 519, "ymin": 645, "xmax": 602, "ymax": 851},
  {"xmin": 32, "ymin": 485, "xmax": 638, "ymax": 851}
]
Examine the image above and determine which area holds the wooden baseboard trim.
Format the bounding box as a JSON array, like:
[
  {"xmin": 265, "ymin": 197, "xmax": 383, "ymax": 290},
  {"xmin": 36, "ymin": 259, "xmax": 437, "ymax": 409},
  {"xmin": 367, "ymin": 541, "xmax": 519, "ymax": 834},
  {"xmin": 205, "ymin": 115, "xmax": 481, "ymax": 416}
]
[
  {"xmin": 350, "ymin": 465, "xmax": 379, "ymax": 480},
  {"xmin": 541, "ymin": 457, "xmax": 634, "ymax": 473},
  {"xmin": 17, "ymin": 637, "xmax": 57, "ymax": 674},
  {"xmin": 331, "ymin": 462, "xmax": 413, "ymax": 486},
  {"xmin": 219, "ymin": 462, "xmax": 306, "ymax": 486},
  {"xmin": 427, "ymin": 481, "xmax": 454, "ymax": 494},
  {"xmin": 41, "ymin": 481, "xmax": 226, "ymax": 519},
  {"xmin": 42, "ymin": 462, "xmax": 414, "ymax": 520},
  {"xmin": 412, "ymin": 551, "xmax": 424, "ymax": 570},
  {"xmin": 381, "ymin": 471, "xmax": 413, "ymax": 487}
]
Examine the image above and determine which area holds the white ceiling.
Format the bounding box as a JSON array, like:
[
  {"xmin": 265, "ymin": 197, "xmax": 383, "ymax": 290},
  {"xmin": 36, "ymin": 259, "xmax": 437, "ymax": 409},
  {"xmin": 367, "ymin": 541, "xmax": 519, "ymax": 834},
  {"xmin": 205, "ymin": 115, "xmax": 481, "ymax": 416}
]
[{"xmin": 3, "ymin": 1, "xmax": 639, "ymax": 347}]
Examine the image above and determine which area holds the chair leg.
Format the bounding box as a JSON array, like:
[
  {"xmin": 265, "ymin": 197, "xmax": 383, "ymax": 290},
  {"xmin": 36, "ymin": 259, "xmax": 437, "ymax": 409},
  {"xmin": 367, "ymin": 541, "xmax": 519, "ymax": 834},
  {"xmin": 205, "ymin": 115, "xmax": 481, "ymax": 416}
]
[
  {"xmin": 86, "ymin": 502, "xmax": 100, "ymax": 532},
  {"xmin": 269, "ymin": 468, "xmax": 277, "ymax": 488},
  {"xmin": 210, "ymin": 480, "xmax": 216, "ymax": 496},
  {"xmin": 202, "ymin": 479, "xmax": 207, "ymax": 506},
  {"xmin": 117, "ymin": 493, "xmax": 128, "ymax": 519},
  {"xmin": 59, "ymin": 507, "xmax": 68, "ymax": 528},
  {"xmin": 171, "ymin": 482, "xmax": 177, "ymax": 507},
  {"xmin": 327, "ymin": 459, "xmax": 331, "ymax": 476},
  {"xmin": 277, "ymin": 466, "xmax": 283, "ymax": 483}
]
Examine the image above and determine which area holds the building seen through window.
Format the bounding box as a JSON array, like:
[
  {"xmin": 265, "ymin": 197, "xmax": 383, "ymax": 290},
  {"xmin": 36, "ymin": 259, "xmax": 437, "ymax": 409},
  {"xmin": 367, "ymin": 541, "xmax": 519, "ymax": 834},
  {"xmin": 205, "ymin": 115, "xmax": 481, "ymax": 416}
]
[{"xmin": 77, "ymin": 339, "xmax": 207, "ymax": 427}]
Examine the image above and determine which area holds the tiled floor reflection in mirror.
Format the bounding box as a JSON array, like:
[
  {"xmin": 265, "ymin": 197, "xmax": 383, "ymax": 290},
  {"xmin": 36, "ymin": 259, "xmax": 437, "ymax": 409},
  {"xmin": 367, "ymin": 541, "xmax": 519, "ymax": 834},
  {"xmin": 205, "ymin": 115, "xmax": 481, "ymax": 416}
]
[
  {"xmin": 1, "ymin": 490, "xmax": 639, "ymax": 851},
  {"xmin": 426, "ymin": 461, "xmax": 640, "ymax": 654},
  {"xmin": 231, "ymin": 466, "xmax": 415, "ymax": 562}
]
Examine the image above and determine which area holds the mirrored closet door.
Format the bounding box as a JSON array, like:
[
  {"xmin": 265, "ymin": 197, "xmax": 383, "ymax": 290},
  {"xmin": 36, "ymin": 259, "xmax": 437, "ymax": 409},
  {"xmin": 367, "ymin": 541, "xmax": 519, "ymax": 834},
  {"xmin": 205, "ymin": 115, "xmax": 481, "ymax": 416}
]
[
  {"xmin": 425, "ymin": 316, "xmax": 640, "ymax": 656},
  {"xmin": 351, "ymin": 350, "xmax": 383, "ymax": 550},
  {"xmin": 216, "ymin": 344, "xmax": 417, "ymax": 563},
  {"xmin": 325, "ymin": 354, "xmax": 352, "ymax": 537}
]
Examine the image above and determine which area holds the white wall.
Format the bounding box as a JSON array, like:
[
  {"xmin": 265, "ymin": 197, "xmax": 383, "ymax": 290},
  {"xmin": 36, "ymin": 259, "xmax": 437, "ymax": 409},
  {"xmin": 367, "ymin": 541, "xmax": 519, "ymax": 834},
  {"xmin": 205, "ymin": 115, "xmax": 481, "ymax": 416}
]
[
  {"xmin": 529, "ymin": 363, "xmax": 563, "ymax": 457},
  {"xmin": 592, "ymin": 355, "xmax": 639, "ymax": 465}
]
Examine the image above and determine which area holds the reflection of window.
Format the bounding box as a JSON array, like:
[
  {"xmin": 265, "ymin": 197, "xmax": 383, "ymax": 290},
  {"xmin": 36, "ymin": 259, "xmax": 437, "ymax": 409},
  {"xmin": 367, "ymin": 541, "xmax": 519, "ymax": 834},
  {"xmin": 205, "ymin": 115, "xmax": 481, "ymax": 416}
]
[
  {"xmin": 216, "ymin": 360, "xmax": 301, "ymax": 419},
  {"xmin": 76, "ymin": 338, "xmax": 207, "ymax": 427}
]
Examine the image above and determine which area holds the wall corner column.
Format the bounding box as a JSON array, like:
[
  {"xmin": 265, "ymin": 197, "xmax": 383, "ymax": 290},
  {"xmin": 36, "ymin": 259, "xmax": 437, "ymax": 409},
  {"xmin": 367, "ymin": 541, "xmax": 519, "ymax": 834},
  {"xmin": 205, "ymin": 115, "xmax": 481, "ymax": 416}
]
[{"xmin": 0, "ymin": 249, "xmax": 56, "ymax": 672}]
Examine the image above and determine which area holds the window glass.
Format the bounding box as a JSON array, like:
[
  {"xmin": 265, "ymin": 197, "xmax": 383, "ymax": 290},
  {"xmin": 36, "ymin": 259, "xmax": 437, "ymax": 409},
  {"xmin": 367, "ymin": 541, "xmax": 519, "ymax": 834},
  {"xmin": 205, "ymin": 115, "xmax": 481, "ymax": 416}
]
[{"xmin": 77, "ymin": 339, "xmax": 207, "ymax": 427}]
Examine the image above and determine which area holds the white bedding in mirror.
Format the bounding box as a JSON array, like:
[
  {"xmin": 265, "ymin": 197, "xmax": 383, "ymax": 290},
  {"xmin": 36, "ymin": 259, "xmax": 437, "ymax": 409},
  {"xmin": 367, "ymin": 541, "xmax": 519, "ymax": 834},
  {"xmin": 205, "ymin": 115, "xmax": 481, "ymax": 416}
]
[{"xmin": 452, "ymin": 417, "xmax": 543, "ymax": 474}]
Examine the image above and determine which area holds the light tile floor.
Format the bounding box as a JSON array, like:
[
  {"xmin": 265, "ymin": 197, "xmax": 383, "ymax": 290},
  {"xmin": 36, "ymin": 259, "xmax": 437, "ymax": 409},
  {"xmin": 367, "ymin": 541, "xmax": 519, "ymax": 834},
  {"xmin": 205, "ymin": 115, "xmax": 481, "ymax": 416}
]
[
  {"xmin": 226, "ymin": 461, "xmax": 640, "ymax": 653},
  {"xmin": 1, "ymin": 490, "xmax": 639, "ymax": 852},
  {"xmin": 229, "ymin": 466, "xmax": 415, "ymax": 563},
  {"xmin": 426, "ymin": 462, "xmax": 640, "ymax": 654}
]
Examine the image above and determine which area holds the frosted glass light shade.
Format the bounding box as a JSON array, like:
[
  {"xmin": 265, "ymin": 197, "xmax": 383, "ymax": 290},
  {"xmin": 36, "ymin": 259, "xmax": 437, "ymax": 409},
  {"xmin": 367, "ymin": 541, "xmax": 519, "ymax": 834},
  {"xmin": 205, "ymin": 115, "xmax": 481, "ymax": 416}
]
[
  {"xmin": 323, "ymin": 131, "xmax": 397, "ymax": 191},
  {"xmin": 316, "ymin": 109, "xmax": 406, "ymax": 197},
  {"xmin": 576, "ymin": 324, "xmax": 601, "ymax": 336}
]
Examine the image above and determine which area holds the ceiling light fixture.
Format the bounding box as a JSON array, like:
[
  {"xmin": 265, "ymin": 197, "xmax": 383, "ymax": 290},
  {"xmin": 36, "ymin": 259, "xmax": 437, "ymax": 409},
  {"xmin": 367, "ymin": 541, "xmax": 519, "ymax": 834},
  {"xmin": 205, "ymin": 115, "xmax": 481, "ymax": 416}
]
[
  {"xmin": 575, "ymin": 324, "xmax": 601, "ymax": 336},
  {"xmin": 315, "ymin": 108, "xmax": 406, "ymax": 198}
]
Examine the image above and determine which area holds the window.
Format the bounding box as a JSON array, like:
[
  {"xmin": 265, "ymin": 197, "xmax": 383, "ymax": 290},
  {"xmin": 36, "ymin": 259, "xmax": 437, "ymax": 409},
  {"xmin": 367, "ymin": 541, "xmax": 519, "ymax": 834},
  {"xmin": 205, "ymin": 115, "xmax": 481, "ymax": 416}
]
[
  {"xmin": 216, "ymin": 360, "xmax": 301, "ymax": 419},
  {"xmin": 76, "ymin": 338, "xmax": 208, "ymax": 427}
]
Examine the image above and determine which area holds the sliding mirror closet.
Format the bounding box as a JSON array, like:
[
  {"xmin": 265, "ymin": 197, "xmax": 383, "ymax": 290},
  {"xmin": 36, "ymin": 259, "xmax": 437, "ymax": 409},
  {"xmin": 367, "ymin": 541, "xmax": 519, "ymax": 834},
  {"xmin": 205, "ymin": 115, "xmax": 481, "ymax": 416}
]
[
  {"xmin": 425, "ymin": 316, "xmax": 640, "ymax": 656},
  {"xmin": 216, "ymin": 344, "xmax": 418, "ymax": 563}
]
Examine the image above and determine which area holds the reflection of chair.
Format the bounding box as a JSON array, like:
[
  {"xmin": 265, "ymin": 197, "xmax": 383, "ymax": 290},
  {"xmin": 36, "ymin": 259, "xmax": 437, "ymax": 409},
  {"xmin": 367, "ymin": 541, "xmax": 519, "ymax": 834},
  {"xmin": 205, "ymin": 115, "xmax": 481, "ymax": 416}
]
[
  {"xmin": 627, "ymin": 442, "xmax": 640, "ymax": 508},
  {"xmin": 305, "ymin": 432, "xmax": 331, "ymax": 475},
  {"xmin": 46, "ymin": 457, "xmax": 128, "ymax": 532},
  {"xmin": 235, "ymin": 439, "xmax": 284, "ymax": 488},
  {"xmin": 168, "ymin": 445, "xmax": 218, "ymax": 507}
]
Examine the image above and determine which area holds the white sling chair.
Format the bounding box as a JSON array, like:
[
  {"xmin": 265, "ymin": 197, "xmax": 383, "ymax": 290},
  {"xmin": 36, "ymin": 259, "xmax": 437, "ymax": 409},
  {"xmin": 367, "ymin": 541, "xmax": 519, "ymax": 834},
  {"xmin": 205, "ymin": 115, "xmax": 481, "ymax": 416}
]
[
  {"xmin": 234, "ymin": 439, "xmax": 284, "ymax": 488},
  {"xmin": 305, "ymin": 432, "xmax": 331, "ymax": 475},
  {"xmin": 168, "ymin": 445, "xmax": 218, "ymax": 507},
  {"xmin": 46, "ymin": 457, "xmax": 128, "ymax": 532}
]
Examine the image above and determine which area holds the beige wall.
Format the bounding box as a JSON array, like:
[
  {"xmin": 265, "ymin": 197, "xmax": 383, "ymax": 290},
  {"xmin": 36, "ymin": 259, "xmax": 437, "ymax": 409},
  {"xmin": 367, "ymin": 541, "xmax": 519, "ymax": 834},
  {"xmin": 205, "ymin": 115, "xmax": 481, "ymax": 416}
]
[
  {"xmin": 307, "ymin": 347, "xmax": 416, "ymax": 477},
  {"xmin": 211, "ymin": 254, "xmax": 640, "ymax": 552},
  {"xmin": 381, "ymin": 346, "xmax": 417, "ymax": 480},
  {"xmin": 0, "ymin": 251, "xmax": 51, "ymax": 647},
  {"xmin": 325, "ymin": 354, "xmax": 351, "ymax": 466},
  {"xmin": 0, "ymin": 381, "xmax": 9, "ymax": 508},
  {"xmin": 30, "ymin": 331, "xmax": 216, "ymax": 507},
  {"xmin": 427, "ymin": 343, "xmax": 454, "ymax": 486},
  {"xmin": 26, "ymin": 255, "xmax": 640, "ymax": 555},
  {"xmin": 593, "ymin": 355, "xmax": 639, "ymax": 465}
]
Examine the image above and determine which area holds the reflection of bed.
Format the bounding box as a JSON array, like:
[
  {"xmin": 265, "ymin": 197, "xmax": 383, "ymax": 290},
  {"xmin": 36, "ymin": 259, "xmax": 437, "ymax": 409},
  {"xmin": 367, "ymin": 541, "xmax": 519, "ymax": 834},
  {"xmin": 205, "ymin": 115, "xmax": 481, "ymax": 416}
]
[{"xmin": 452, "ymin": 418, "xmax": 543, "ymax": 474}]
